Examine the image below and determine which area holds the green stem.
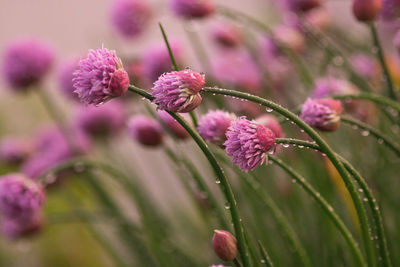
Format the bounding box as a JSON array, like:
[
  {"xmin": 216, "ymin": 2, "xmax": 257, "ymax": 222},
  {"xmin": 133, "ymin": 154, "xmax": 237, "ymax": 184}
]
[
  {"xmin": 341, "ymin": 115, "xmax": 400, "ymax": 157},
  {"xmin": 234, "ymin": 258, "xmax": 243, "ymax": 267},
  {"xmin": 63, "ymin": 190, "xmax": 129, "ymax": 267},
  {"xmin": 164, "ymin": 147, "xmax": 229, "ymax": 229},
  {"xmin": 333, "ymin": 92, "xmax": 400, "ymax": 113},
  {"xmin": 258, "ymin": 241, "xmax": 275, "ymax": 267},
  {"xmin": 202, "ymin": 87, "xmax": 375, "ymax": 267},
  {"xmin": 370, "ymin": 24, "xmax": 397, "ymax": 100},
  {"xmin": 159, "ymin": 22, "xmax": 198, "ymax": 126},
  {"xmin": 84, "ymin": 170, "xmax": 157, "ymax": 266},
  {"xmin": 127, "ymin": 86, "xmax": 252, "ymax": 267},
  {"xmin": 275, "ymin": 138, "xmax": 391, "ymax": 267}
]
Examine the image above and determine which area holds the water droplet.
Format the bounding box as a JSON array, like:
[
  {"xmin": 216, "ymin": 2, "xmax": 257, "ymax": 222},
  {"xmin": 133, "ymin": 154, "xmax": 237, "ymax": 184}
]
[
  {"xmin": 266, "ymin": 108, "xmax": 273, "ymax": 113},
  {"xmin": 260, "ymin": 259, "xmax": 266, "ymax": 263},
  {"xmin": 224, "ymin": 202, "xmax": 230, "ymax": 209},
  {"xmin": 361, "ymin": 130, "xmax": 370, "ymax": 136},
  {"xmin": 363, "ymin": 198, "xmax": 368, "ymax": 202},
  {"xmin": 282, "ymin": 144, "xmax": 290, "ymax": 148},
  {"xmin": 358, "ymin": 188, "xmax": 364, "ymax": 193},
  {"xmin": 215, "ymin": 180, "xmax": 221, "ymax": 184}
]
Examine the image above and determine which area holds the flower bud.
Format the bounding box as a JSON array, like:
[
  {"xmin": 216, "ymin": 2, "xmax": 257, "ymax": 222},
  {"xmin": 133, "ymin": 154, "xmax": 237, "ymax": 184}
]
[
  {"xmin": 353, "ymin": 0, "xmax": 382, "ymax": 22},
  {"xmin": 300, "ymin": 98, "xmax": 343, "ymax": 132},
  {"xmin": 212, "ymin": 230, "xmax": 238, "ymax": 261},
  {"xmin": 128, "ymin": 115, "xmax": 164, "ymax": 147}
]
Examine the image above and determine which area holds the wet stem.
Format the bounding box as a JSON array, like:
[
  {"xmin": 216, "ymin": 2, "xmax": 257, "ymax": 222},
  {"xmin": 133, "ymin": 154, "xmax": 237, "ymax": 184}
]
[
  {"xmin": 127, "ymin": 85, "xmax": 252, "ymax": 267},
  {"xmin": 202, "ymin": 87, "xmax": 377, "ymax": 267}
]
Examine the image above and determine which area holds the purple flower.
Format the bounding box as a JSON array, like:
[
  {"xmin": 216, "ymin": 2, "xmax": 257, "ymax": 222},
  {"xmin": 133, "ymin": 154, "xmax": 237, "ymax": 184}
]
[
  {"xmin": 212, "ymin": 230, "xmax": 237, "ymax": 261},
  {"xmin": 209, "ymin": 265, "xmax": 231, "ymax": 267},
  {"xmin": 157, "ymin": 110, "xmax": 190, "ymax": 139},
  {"xmin": 353, "ymin": 0, "xmax": 382, "ymax": 22},
  {"xmin": 152, "ymin": 69, "xmax": 204, "ymax": 113},
  {"xmin": 281, "ymin": 0, "xmax": 321, "ymax": 13},
  {"xmin": 75, "ymin": 101, "xmax": 126, "ymax": 138},
  {"xmin": 311, "ymin": 77, "xmax": 359, "ymax": 99},
  {"xmin": 142, "ymin": 41, "xmax": 183, "ymax": 83},
  {"xmin": 1, "ymin": 213, "xmax": 43, "ymax": 239},
  {"xmin": 2, "ymin": 38, "xmax": 54, "ymax": 90},
  {"xmin": 128, "ymin": 115, "xmax": 164, "ymax": 147},
  {"xmin": 381, "ymin": 0, "xmax": 400, "ymax": 21},
  {"xmin": 350, "ymin": 54, "xmax": 380, "ymax": 81},
  {"xmin": 213, "ymin": 49, "xmax": 262, "ymax": 94},
  {"xmin": 256, "ymin": 114, "xmax": 284, "ymax": 138},
  {"xmin": 110, "ymin": 0, "xmax": 152, "ymax": 39},
  {"xmin": 57, "ymin": 57, "xmax": 80, "ymax": 101},
  {"xmin": 22, "ymin": 126, "xmax": 91, "ymax": 180},
  {"xmin": 0, "ymin": 137, "xmax": 32, "ymax": 165},
  {"xmin": 211, "ymin": 23, "xmax": 242, "ymax": 48},
  {"xmin": 198, "ymin": 110, "xmax": 236, "ymax": 146},
  {"xmin": 300, "ymin": 98, "xmax": 343, "ymax": 131},
  {"xmin": 224, "ymin": 117, "xmax": 276, "ymax": 172},
  {"xmin": 0, "ymin": 174, "xmax": 45, "ymax": 220},
  {"xmin": 170, "ymin": 0, "xmax": 215, "ymax": 19},
  {"xmin": 73, "ymin": 48, "xmax": 129, "ymax": 105}
]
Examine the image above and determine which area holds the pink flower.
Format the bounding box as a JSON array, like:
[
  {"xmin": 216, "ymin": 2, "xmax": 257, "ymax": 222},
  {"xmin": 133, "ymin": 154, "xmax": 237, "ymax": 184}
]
[
  {"xmin": 152, "ymin": 69, "xmax": 204, "ymax": 113},
  {"xmin": 300, "ymin": 98, "xmax": 343, "ymax": 131},
  {"xmin": 110, "ymin": 0, "xmax": 152, "ymax": 39},
  {"xmin": 212, "ymin": 230, "xmax": 238, "ymax": 261},
  {"xmin": 73, "ymin": 48, "xmax": 129, "ymax": 105},
  {"xmin": 198, "ymin": 110, "xmax": 236, "ymax": 146},
  {"xmin": 170, "ymin": 0, "xmax": 215, "ymax": 19},
  {"xmin": 157, "ymin": 110, "xmax": 190, "ymax": 140},
  {"xmin": 128, "ymin": 115, "xmax": 164, "ymax": 147},
  {"xmin": 224, "ymin": 117, "xmax": 276, "ymax": 172}
]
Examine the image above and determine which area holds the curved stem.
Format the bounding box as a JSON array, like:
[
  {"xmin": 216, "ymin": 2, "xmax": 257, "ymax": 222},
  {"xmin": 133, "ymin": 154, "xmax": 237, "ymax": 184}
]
[
  {"xmin": 341, "ymin": 115, "xmax": 400, "ymax": 157},
  {"xmin": 258, "ymin": 241, "xmax": 274, "ymax": 267},
  {"xmin": 370, "ymin": 24, "xmax": 397, "ymax": 100},
  {"xmin": 333, "ymin": 93, "xmax": 400, "ymax": 114},
  {"xmin": 202, "ymin": 87, "xmax": 375, "ymax": 267},
  {"xmin": 275, "ymin": 138, "xmax": 392, "ymax": 267},
  {"xmin": 127, "ymin": 86, "xmax": 251, "ymax": 267},
  {"xmin": 268, "ymin": 155, "xmax": 366, "ymax": 267}
]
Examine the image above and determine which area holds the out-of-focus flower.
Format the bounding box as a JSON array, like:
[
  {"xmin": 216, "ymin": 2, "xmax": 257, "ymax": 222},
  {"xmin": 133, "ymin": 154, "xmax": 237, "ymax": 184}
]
[
  {"xmin": 152, "ymin": 69, "xmax": 204, "ymax": 113},
  {"xmin": 256, "ymin": 114, "xmax": 284, "ymax": 138},
  {"xmin": 57, "ymin": 57, "xmax": 79, "ymax": 101},
  {"xmin": 73, "ymin": 48, "xmax": 129, "ymax": 105},
  {"xmin": 300, "ymin": 98, "xmax": 343, "ymax": 131},
  {"xmin": 224, "ymin": 117, "xmax": 276, "ymax": 172},
  {"xmin": 128, "ymin": 115, "xmax": 164, "ymax": 147},
  {"xmin": 170, "ymin": 0, "xmax": 215, "ymax": 19},
  {"xmin": 213, "ymin": 49, "xmax": 262, "ymax": 94},
  {"xmin": 394, "ymin": 30, "xmax": 400, "ymax": 54},
  {"xmin": 0, "ymin": 174, "xmax": 45, "ymax": 220},
  {"xmin": 110, "ymin": 0, "xmax": 152, "ymax": 39},
  {"xmin": 225, "ymin": 99, "xmax": 263, "ymax": 119},
  {"xmin": 125, "ymin": 59, "xmax": 145, "ymax": 88},
  {"xmin": 198, "ymin": 110, "xmax": 237, "ymax": 146},
  {"xmin": 157, "ymin": 110, "xmax": 190, "ymax": 139},
  {"xmin": 286, "ymin": 8, "xmax": 331, "ymax": 32},
  {"xmin": 2, "ymin": 38, "xmax": 54, "ymax": 90},
  {"xmin": 0, "ymin": 137, "xmax": 32, "ymax": 165},
  {"xmin": 380, "ymin": 0, "xmax": 400, "ymax": 21},
  {"xmin": 353, "ymin": 0, "xmax": 382, "ymax": 22},
  {"xmin": 212, "ymin": 230, "xmax": 238, "ymax": 261},
  {"xmin": 281, "ymin": 0, "xmax": 321, "ymax": 13},
  {"xmin": 209, "ymin": 265, "xmax": 231, "ymax": 267},
  {"xmin": 22, "ymin": 126, "xmax": 91, "ymax": 180},
  {"xmin": 75, "ymin": 101, "xmax": 126, "ymax": 138},
  {"xmin": 350, "ymin": 54, "xmax": 380, "ymax": 82},
  {"xmin": 211, "ymin": 23, "xmax": 242, "ymax": 48},
  {"xmin": 1, "ymin": 213, "xmax": 43, "ymax": 239},
  {"xmin": 142, "ymin": 41, "xmax": 183, "ymax": 83},
  {"xmin": 273, "ymin": 25, "xmax": 305, "ymax": 53},
  {"xmin": 311, "ymin": 77, "xmax": 359, "ymax": 99}
]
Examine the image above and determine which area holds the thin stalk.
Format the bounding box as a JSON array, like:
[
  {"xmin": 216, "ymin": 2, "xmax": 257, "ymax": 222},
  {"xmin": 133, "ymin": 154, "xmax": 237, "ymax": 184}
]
[
  {"xmin": 202, "ymin": 87, "xmax": 375, "ymax": 267},
  {"xmin": 159, "ymin": 22, "xmax": 198, "ymax": 127},
  {"xmin": 258, "ymin": 241, "xmax": 275, "ymax": 267},
  {"xmin": 333, "ymin": 93, "xmax": 400, "ymax": 113},
  {"xmin": 84, "ymin": 170, "xmax": 157, "ymax": 266},
  {"xmin": 275, "ymin": 138, "xmax": 391, "ymax": 267},
  {"xmin": 164, "ymin": 147, "xmax": 229, "ymax": 229},
  {"xmin": 234, "ymin": 258, "xmax": 243, "ymax": 267},
  {"xmin": 36, "ymin": 88, "xmax": 78, "ymax": 153},
  {"xmin": 370, "ymin": 24, "xmax": 397, "ymax": 100},
  {"xmin": 341, "ymin": 115, "xmax": 400, "ymax": 157},
  {"xmin": 63, "ymin": 190, "xmax": 129, "ymax": 267},
  {"xmin": 127, "ymin": 85, "xmax": 251, "ymax": 267},
  {"xmin": 214, "ymin": 149, "xmax": 310, "ymax": 267}
]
